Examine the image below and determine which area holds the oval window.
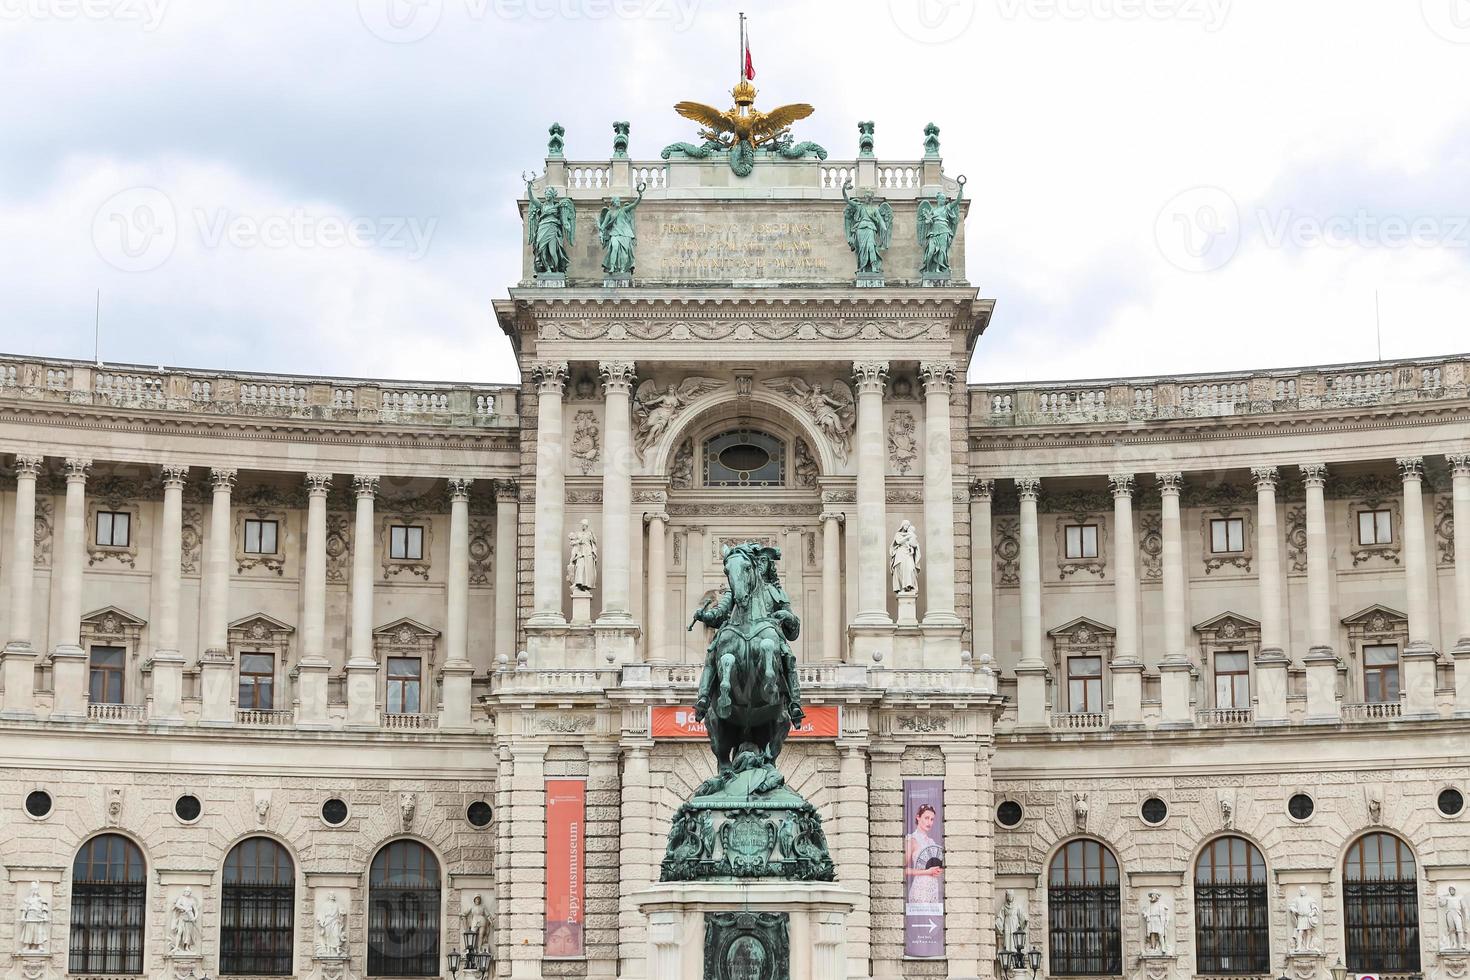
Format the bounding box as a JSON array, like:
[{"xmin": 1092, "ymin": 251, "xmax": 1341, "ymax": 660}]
[{"xmin": 718, "ymin": 443, "xmax": 771, "ymax": 473}]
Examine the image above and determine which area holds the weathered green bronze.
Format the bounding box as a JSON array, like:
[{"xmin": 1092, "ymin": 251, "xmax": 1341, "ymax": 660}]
[
  {"xmin": 703, "ymin": 911, "xmax": 790, "ymax": 980},
  {"xmin": 917, "ymin": 176, "xmax": 966, "ymax": 279},
  {"xmin": 597, "ymin": 182, "xmax": 644, "ymax": 276},
  {"xmin": 612, "ymin": 120, "xmax": 630, "ymax": 158},
  {"xmin": 923, "ymin": 121, "xmax": 941, "ymax": 158},
  {"xmin": 665, "ymin": 82, "xmax": 824, "ymax": 176},
  {"xmin": 659, "ymin": 541, "xmax": 835, "ymax": 883},
  {"xmin": 843, "ymin": 180, "xmax": 893, "ymax": 276},
  {"xmin": 547, "ymin": 122, "xmax": 565, "ymax": 159},
  {"xmin": 858, "ymin": 120, "xmax": 875, "ymax": 157},
  {"xmin": 524, "ymin": 180, "xmax": 576, "ymax": 275}
]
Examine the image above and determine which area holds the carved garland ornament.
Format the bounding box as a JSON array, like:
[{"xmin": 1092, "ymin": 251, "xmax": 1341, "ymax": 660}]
[
  {"xmin": 995, "ymin": 517, "xmax": 1021, "ymax": 587},
  {"xmin": 887, "ymin": 409, "xmax": 917, "ymax": 475}
]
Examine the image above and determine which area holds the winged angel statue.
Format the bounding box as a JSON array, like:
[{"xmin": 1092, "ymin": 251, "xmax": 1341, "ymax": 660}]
[
  {"xmin": 763, "ymin": 378, "xmax": 856, "ymax": 463},
  {"xmin": 633, "ymin": 377, "xmax": 725, "ymax": 460},
  {"xmin": 524, "ymin": 178, "xmax": 577, "ymax": 274},
  {"xmin": 843, "ymin": 180, "xmax": 894, "ymax": 275},
  {"xmin": 916, "ymin": 177, "xmax": 966, "ymax": 278},
  {"xmin": 665, "ymin": 82, "xmax": 827, "ymax": 177}
]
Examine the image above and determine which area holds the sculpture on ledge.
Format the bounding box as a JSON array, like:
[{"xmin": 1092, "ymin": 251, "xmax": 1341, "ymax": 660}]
[
  {"xmin": 917, "ymin": 176, "xmax": 966, "ymax": 279},
  {"xmin": 1141, "ymin": 890, "xmax": 1172, "ymax": 954},
  {"xmin": 17, "ymin": 881, "xmax": 49, "ymax": 953},
  {"xmin": 597, "ymin": 181, "xmax": 646, "ymax": 277},
  {"xmin": 890, "ymin": 520, "xmax": 921, "ymax": 595},
  {"xmin": 316, "ymin": 893, "xmax": 345, "ymax": 957},
  {"xmin": 842, "ymin": 179, "xmax": 893, "ymax": 276},
  {"xmin": 167, "ymin": 887, "xmax": 200, "ymax": 955},
  {"xmin": 567, "ymin": 519, "xmax": 598, "ymax": 595},
  {"xmin": 1288, "ymin": 885, "xmax": 1320, "ymax": 952},
  {"xmin": 524, "ymin": 178, "xmax": 576, "ymax": 275},
  {"xmin": 1443, "ymin": 885, "xmax": 1467, "ymax": 950},
  {"xmin": 662, "ymin": 541, "xmax": 834, "ymax": 883}
]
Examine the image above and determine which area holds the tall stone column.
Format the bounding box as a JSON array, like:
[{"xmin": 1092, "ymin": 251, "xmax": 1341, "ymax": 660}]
[
  {"xmin": 440, "ymin": 478, "xmax": 474, "ymax": 729},
  {"xmin": 683, "ymin": 525, "xmax": 705, "ymax": 662},
  {"xmin": 820, "ymin": 511, "xmax": 844, "ymax": 663},
  {"xmin": 852, "ymin": 361, "xmax": 890, "ymax": 625},
  {"xmin": 643, "ymin": 511, "xmax": 668, "ymax": 662},
  {"xmin": 1109, "ymin": 474, "xmax": 1143, "ymax": 726},
  {"xmin": 200, "ymin": 468, "xmax": 237, "ymax": 724},
  {"xmin": 598, "ymin": 361, "xmax": 635, "ymax": 623},
  {"xmin": 1157, "ymin": 473, "xmax": 1192, "ymax": 725},
  {"xmin": 493, "ymin": 481, "xmax": 519, "ymax": 662},
  {"xmin": 1301, "ymin": 463, "xmax": 1339, "ymax": 719},
  {"xmin": 1, "ymin": 455, "xmax": 43, "ymax": 718},
  {"xmin": 783, "ymin": 525, "xmax": 806, "ymax": 626},
  {"xmin": 1398, "ymin": 456, "xmax": 1438, "ymax": 715},
  {"xmin": 344, "ymin": 476, "xmax": 378, "ymax": 727},
  {"xmin": 529, "ymin": 361, "xmax": 569, "ymax": 627},
  {"xmin": 50, "ymin": 457, "xmax": 91, "ymax": 719},
  {"xmin": 1448, "ymin": 455, "xmax": 1470, "ymax": 712},
  {"xmin": 297, "ymin": 473, "xmax": 332, "ymax": 727},
  {"xmin": 148, "ymin": 466, "xmax": 188, "ymax": 722},
  {"xmin": 1252, "ymin": 467, "xmax": 1288, "ymax": 723},
  {"xmin": 1015, "ymin": 476, "xmax": 1047, "ymax": 727},
  {"xmin": 919, "ymin": 361, "xmax": 959, "ymax": 624},
  {"xmin": 969, "ymin": 480, "xmax": 995, "ymax": 666}
]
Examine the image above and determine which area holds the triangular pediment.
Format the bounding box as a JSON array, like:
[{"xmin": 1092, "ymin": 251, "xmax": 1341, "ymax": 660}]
[
  {"xmin": 1341, "ymin": 603, "xmax": 1407, "ymax": 626},
  {"xmin": 1193, "ymin": 610, "xmax": 1261, "ymax": 633},
  {"xmin": 81, "ymin": 605, "xmax": 147, "ymax": 628},
  {"xmin": 373, "ymin": 617, "xmax": 440, "ymax": 638},
  {"xmin": 1047, "ymin": 616, "xmax": 1115, "ymax": 638},
  {"xmin": 228, "ymin": 613, "xmax": 295, "ymax": 635}
]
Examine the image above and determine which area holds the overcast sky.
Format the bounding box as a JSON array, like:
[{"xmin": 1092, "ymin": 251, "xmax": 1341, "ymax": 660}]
[{"xmin": 3, "ymin": 0, "xmax": 1469, "ymax": 385}]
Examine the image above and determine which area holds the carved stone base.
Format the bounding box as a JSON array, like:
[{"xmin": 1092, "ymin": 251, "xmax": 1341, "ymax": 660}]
[
  {"xmin": 854, "ymin": 273, "xmax": 884, "ymax": 288},
  {"xmin": 895, "ymin": 594, "xmax": 918, "ymax": 626},
  {"xmin": 1434, "ymin": 949, "xmax": 1470, "ymax": 980},
  {"xmin": 158, "ymin": 951, "xmax": 203, "ymax": 980},
  {"xmin": 1284, "ymin": 949, "xmax": 1325, "ymax": 980},
  {"xmin": 1135, "ymin": 952, "xmax": 1177, "ymax": 980},
  {"xmin": 6, "ymin": 953, "xmax": 56, "ymax": 980},
  {"xmin": 535, "ymin": 272, "xmax": 566, "ymax": 287},
  {"xmin": 921, "ymin": 273, "xmax": 953, "ymax": 286},
  {"xmin": 571, "ymin": 592, "xmax": 593, "ymax": 625},
  {"xmin": 603, "ymin": 274, "xmax": 632, "ymax": 287},
  {"xmin": 305, "ymin": 954, "xmax": 357, "ymax": 980}
]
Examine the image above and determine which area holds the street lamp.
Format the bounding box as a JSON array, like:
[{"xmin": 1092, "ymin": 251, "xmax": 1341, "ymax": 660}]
[
  {"xmin": 997, "ymin": 929, "xmax": 1042, "ymax": 979},
  {"xmin": 448, "ymin": 928, "xmax": 491, "ymax": 980},
  {"xmin": 1330, "ymin": 959, "xmax": 1348, "ymax": 980}
]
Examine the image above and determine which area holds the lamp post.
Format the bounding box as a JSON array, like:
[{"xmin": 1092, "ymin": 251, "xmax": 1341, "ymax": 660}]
[
  {"xmin": 996, "ymin": 928, "xmax": 1042, "ymax": 979},
  {"xmin": 1330, "ymin": 959, "xmax": 1348, "ymax": 980},
  {"xmin": 448, "ymin": 927, "xmax": 491, "ymax": 980}
]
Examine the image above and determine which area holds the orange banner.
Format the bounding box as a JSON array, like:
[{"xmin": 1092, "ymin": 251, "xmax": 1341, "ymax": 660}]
[
  {"xmin": 650, "ymin": 704, "xmax": 839, "ymax": 739},
  {"xmin": 544, "ymin": 780, "xmax": 584, "ymax": 958}
]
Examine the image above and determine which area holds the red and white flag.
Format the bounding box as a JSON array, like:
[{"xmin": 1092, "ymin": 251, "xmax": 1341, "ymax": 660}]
[{"xmin": 741, "ymin": 15, "xmax": 755, "ymax": 79}]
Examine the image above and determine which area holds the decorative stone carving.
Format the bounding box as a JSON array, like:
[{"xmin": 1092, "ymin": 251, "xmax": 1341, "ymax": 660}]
[
  {"xmin": 887, "ymin": 409, "xmax": 917, "ymax": 474},
  {"xmin": 468, "ymin": 519, "xmax": 493, "ymax": 586},
  {"xmin": 1218, "ymin": 788, "xmax": 1236, "ymax": 830},
  {"xmin": 178, "ymin": 506, "xmax": 203, "ymax": 575},
  {"xmin": 324, "ymin": 514, "xmax": 352, "ymax": 583},
  {"xmin": 571, "ymin": 409, "xmax": 600, "ymax": 474},
  {"xmin": 703, "ymin": 911, "xmax": 790, "ymax": 980},
  {"xmin": 538, "ymin": 714, "xmax": 594, "ymax": 733},
  {"xmin": 1055, "ymin": 512, "xmax": 1107, "ymax": 580},
  {"xmin": 400, "ymin": 793, "xmax": 415, "ymax": 831},
  {"xmin": 86, "ymin": 491, "xmax": 141, "ymax": 568},
  {"xmin": 633, "ymin": 377, "xmax": 723, "ymax": 459},
  {"xmin": 1140, "ymin": 890, "xmax": 1172, "ymax": 954},
  {"xmin": 1288, "ymin": 885, "xmax": 1321, "ymax": 952},
  {"xmin": 567, "ymin": 518, "xmax": 598, "ymax": 594},
  {"xmin": 1139, "ymin": 511, "xmax": 1163, "ymax": 580},
  {"xmin": 1073, "ymin": 792, "xmax": 1089, "ymax": 831},
  {"xmin": 889, "ymin": 520, "xmax": 921, "ymax": 595},
  {"xmin": 1438, "ymin": 496, "xmax": 1456, "ymax": 565},
  {"xmin": 17, "ymin": 882, "xmax": 49, "ymax": 953},
  {"xmin": 895, "ymin": 714, "xmax": 947, "ymax": 733},
  {"xmin": 107, "ymin": 787, "xmax": 123, "ymax": 825},
  {"xmin": 995, "ymin": 517, "xmax": 1021, "ymax": 587},
  {"xmin": 461, "ymin": 894, "xmax": 491, "ymax": 952},
  {"xmin": 765, "ymin": 376, "xmax": 857, "ymax": 463},
  {"xmin": 1347, "ymin": 496, "xmax": 1402, "ymax": 566},
  {"xmin": 1443, "ymin": 885, "xmax": 1468, "ymax": 951},
  {"xmin": 379, "ymin": 514, "xmax": 433, "ymax": 581},
  {"xmin": 793, "ymin": 438, "xmax": 818, "ymax": 488},
  {"xmin": 1286, "ymin": 505, "xmax": 1308, "ymax": 572},
  {"xmin": 236, "ymin": 501, "xmax": 287, "ymax": 576},
  {"xmin": 167, "ymin": 887, "xmax": 200, "ymax": 954},
  {"xmin": 255, "ymin": 794, "xmax": 270, "ymax": 825},
  {"xmin": 1200, "ymin": 507, "xmax": 1254, "ymax": 574},
  {"xmin": 670, "ymin": 438, "xmax": 695, "ymax": 489},
  {"xmin": 32, "ymin": 496, "xmax": 53, "ymax": 568},
  {"xmin": 316, "ymin": 893, "xmax": 346, "ymax": 956}
]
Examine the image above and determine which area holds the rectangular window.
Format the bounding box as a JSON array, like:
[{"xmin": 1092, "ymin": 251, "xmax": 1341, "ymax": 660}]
[
  {"xmin": 88, "ymin": 646, "xmax": 126, "ymax": 704},
  {"xmin": 1358, "ymin": 509, "xmax": 1393, "ymax": 546},
  {"xmin": 243, "ymin": 518, "xmax": 278, "ymax": 555},
  {"xmin": 1214, "ymin": 650, "xmax": 1251, "ymax": 709},
  {"xmin": 389, "ymin": 525, "xmax": 424, "ymax": 561},
  {"xmin": 95, "ymin": 510, "xmax": 131, "ymax": 548},
  {"xmin": 1210, "ymin": 517, "xmax": 1245, "ymax": 554},
  {"xmin": 1363, "ymin": 644, "xmax": 1400, "ymax": 703},
  {"xmin": 387, "ymin": 657, "xmax": 422, "ymax": 714},
  {"xmin": 1067, "ymin": 656, "xmax": 1103, "ymax": 713},
  {"xmin": 1064, "ymin": 524, "xmax": 1099, "ymax": 560},
  {"xmin": 238, "ymin": 652, "xmax": 274, "ymax": 710}
]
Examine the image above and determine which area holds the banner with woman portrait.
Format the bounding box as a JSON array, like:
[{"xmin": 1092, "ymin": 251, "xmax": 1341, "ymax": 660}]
[
  {"xmin": 903, "ymin": 778, "xmax": 945, "ymax": 957},
  {"xmin": 545, "ymin": 780, "xmax": 585, "ymax": 957}
]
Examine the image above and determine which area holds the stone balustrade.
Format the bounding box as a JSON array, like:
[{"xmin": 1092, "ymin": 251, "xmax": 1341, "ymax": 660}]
[
  {"xmin": 973, "ymin": 353, "xmax": 1467, "ymax": 427},
  {"xmin": 0, "ymin": 353, "xmax": 517, "ymax": 426},
  {"xmin": 547, "ymin": 158, "xmax": 953, "ymax": 201}
]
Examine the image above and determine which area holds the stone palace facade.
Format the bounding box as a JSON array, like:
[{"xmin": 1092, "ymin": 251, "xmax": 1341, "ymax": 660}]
[{"xmin": 1, "ymin": 115, "xmax": 1469, "ymax": 980}]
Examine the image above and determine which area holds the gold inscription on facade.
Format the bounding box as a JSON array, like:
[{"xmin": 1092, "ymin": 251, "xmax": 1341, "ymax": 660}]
[{"xmin": 656, "ymin": 221, "xmax": 833, "ymax": 279}]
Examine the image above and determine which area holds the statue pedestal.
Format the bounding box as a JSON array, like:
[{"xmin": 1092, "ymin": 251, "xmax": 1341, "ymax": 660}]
[
  {"xmin": 636, "ymin": 881, "xmax": 855, "ymax": 980},
  {"xmin": 305, "ymin": 954, "xmax": 356, "ymax": 980},
  {"xmin": 921, "ymin": 273, "xmax": 953, "ymax": 287},
  {"xmin": 570, "ymin": 593, "xmax": 593, "ymax": 625},
  {"xmin": 854, "ymin": 272, "xmax": 884, "ymax": 288},
  {"xmin": 158, "ymin": 951, "xmax": 202, "ymax": 980},
  {"xmin": 604, "ymin": 274, "xmax": 631, "ymax": 287},
  {"xmin": 895, "ymin": 594, "xmax": 918, "ymax": 626},
  {"xmin": 1283, "ymin": 950, "xmax": 1325, "ymax": 980},
  {"xmin": 7, "ymin": 952, "xmax": 56, "ymax": 980},
  {"xmin": 1134, "ymin": 952, "xmax": 1177, "ymax": 980},
  {"xmin": 535, "ymin": 272, "xmax": 566, "ymax": 287},
  {"xmin": 1433, "ymin": 949, "xmax": 1470, "ymax": 980}
]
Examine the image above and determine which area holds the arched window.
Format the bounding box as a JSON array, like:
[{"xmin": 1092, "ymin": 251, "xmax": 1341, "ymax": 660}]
[
  {"xmin": 1194, "ymin": 836, "xmax": 1269, "ymax": 975},
  {"xmin": 1344, "ymin": 832, "xmax": 1421, "ymax": 973},
  {"xmin": 221, "ymin": 837, "xmax": 295, "ymax": 975},
  {"xmin": 368, "ymin": 840, "xmax": 441, "ymax": 977},
  {"xmin": 69, "ymin": 834, "xmax": 146, "ymax": 974},
  {"xmin": 1048, "ymin": 839, "xmax": 1122, "ymax": 976},
  {"xmin": 703, "ymin": 429, "xmax": 785, "ymax": 487}
]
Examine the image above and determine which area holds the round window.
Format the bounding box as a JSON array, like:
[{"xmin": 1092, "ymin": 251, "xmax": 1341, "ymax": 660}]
[
  {"xmin": 24, "ymin": 790, "xmax": 52, "ymax": 819},
  {"xmin": 174, "ymin": 794, "xmax": 201, "ymax": 822},
  {"xmin": 996, "ymin": 800, "xmax": 1023, "ymax": 827},
  {"xmin": 467, "ymin": 801, "xmax": 493, "ymax": 828},
  {"xmin": 718, "ymin": 443, "xmax": 771, "ymax": 474},
  {"xmin": 1439, "ymin": 788, "xmax": 1465, "ymax": 817},
  {"xmin": 1140, "ymin": 797, "xmax": 1168, "ymax": 825},
  {"xmin": 321, "ymin": 798, "xmax": 349, "ymax": 826},
  {"xmin": 1288, "ymin": 793, "xmax": 1315, "ymax": 821}
]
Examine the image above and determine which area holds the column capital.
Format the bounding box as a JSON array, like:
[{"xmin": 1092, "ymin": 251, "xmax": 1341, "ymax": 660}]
[
  {"xmin": 819, "ymin": 511, "xmax": 846, "ymax": 525},
  {"xmin": 447, "ymin": 477, "xmax": 473, "ymax": 502},
  {"xmin": 1251, "ymin": 466, "xmax": 1279, "ymax": 491},
  {"xmin": 209, "ymin": 467, "xmax": 237, "ymax": 491},
  {"xmin": 1299, "ymin": 462, "xmax": 1328, "ymax": 488},
  {"xmin": 495, "ymin": 479, "xmax": 519, "ymax": 501},
  {"xmin": 12, "ymin": 455, "xmax": 43, "ymax": 477},
  {"xmin": 352, "ymin": 475, "xmax": 379, "ymax": 499},
  {"xmin": 598, "ymin": 361, "xmax": 636, "ymax": 395},
  {"xmin": 1448, "ymin": 453, "xmax": 1470, "ymax": 477},
  {"xmin": 64, "ymin": 458, "xmax": 93, "ymax": 482},
  {"xmin": 530, "ymin": 360, "xmax": 569, "ymax": 393},
  {"xmin": 1155, "ymin": 472, "xmax": 1183, "ymax": 494},
  {"xmin": 161, "ymin": 466, "xmax": 189, "ymax": 489},
  {"xmin": 1108, "ymin": 474, "xmax": 1135, "ymax": 498},
  {"xmin": 643, "ymin": 511, "xmax": 669, "ymax": 526},
  {"xmin": 918, "ymin": 361, "xmax": 957, "ymax": 394},
  {"xmin": 1016, "ymin": 476, "xmax": 1042, "ymax": 500},
  {"xmin": 305, "ymin": 473, "xmax": 333, "ymax": 496},
  {"xmin": 851, "ymin": 360, "xmax": 889, "ymax": 395},
  {"xmin": 1397, "ymin": 456, "xmax": 1425, "ymax": 481},
  {"xmin": 970, "ymin": 478, "xmax": 994, "ymax": 501}
]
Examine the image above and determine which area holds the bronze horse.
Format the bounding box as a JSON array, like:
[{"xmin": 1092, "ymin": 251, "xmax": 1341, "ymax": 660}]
[{"xmin": 689, "ymin": 542, "xmax": 804, "ymax": 772}]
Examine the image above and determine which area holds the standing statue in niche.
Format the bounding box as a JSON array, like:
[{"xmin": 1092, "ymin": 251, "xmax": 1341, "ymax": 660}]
[
  {"xmin": 1443, "ymin": 886, "xmax": 1467, "ymax": 950},
  {"xmin": 890, "ymin": 520, "xmax": 921, "ymax": 595},
  {"xmin": 916, "ymin": 176, "xmax": 966, "ymax": 278},
  {"xmin": 17, "ymin": 882, "xmax": 49, "ymax": 953},
  {"xmin": 1288, "ymin": 886, "xmax": 1320, "ymax": 952},
  {"xmin": 317, "ymin": 893, "xmax": 346, "ymax": 956},
  {"xmin": 842, "ymin": 180, "xmax": 893, "ymax": 275},
  {"xmin": 1140, "ymin": 890, "xmax": 1172, "ymax": 954},
  {"xmin": 168, "ymin": 887, "xmax": 200, "ymax": 955},
  {"xmin": 524, "ymin": 178, "xmax": 577, "ymax": 275},
  {"xmin": 461, "ymin": 894, "xmax": 492, "ymax": 951},
  {"xmin": 567, "ymin": 519, "xmax": 599, "ymax": 595},
  {"xmin": 994, "ymin": 889, "xmax": 1028, "ymax": 955},
  {"xmin": 597, "ymin": 181, "xmax": 646, "ymax": 276}
]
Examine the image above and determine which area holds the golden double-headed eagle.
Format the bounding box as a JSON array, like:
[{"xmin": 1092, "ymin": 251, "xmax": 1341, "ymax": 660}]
[{"xmin": 674, "ymin": 79, "xmax": 813, "ymax": 149}]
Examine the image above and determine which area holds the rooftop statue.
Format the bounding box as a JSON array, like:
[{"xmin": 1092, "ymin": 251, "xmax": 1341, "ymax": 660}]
[
  {"xmin": 596, "ymin": 181, "xmax": 645, "ymax": 277},
  {"xmin": 917, "ymin": 175, "xmax": 966, "ymax": 279},
  {"xmin": 524, "ymin": 177, "xmax": 576, "ymax": 275},
  {"xmin": 842, "ymin": 179, "xmax": 894, "ymax": 276},
  {"xmin": 665, "ymin": 79, "xmax": 825, "ymax": 177}
]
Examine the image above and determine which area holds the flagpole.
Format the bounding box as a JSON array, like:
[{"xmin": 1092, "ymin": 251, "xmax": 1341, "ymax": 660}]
[{"xmin": 739, "ymin": 12, "xmax": 745, "ymax": 80}]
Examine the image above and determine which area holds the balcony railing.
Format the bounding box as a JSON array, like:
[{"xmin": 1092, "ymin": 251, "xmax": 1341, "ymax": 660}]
[
  {"xmin": 381, "ymin": 712, "xmax": 438, "ymax": 731},
  {"xmin": 86, "ymin": 702, "xmax": 147, "ymax": 722},
  {"xmin": 1053, "ymin": 711, "xmax": 1109, "ymax": 731},
  {"xmin": 1196, "ymin": 707, "xmax": 1255, "ymax": 727},
  {"xmin": 1341, "ymin": 700, "xmax": 1404, "ymax": 722},
  {"xmin": 235, "ymin": 708, "xmax": 295, "ymax": 727}
]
